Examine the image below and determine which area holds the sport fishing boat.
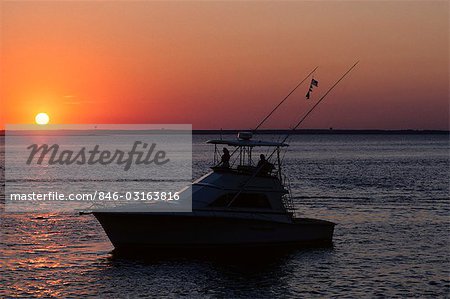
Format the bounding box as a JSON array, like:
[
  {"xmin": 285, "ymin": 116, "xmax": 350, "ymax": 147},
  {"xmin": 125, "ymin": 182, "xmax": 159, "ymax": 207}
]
[
  {"xmin": 92, "ymin": 62, "xmax": 362, "ymax": 251},
  {"xmin": 93, "ymin": 132, "xmax": 335, "ymax": 251}
]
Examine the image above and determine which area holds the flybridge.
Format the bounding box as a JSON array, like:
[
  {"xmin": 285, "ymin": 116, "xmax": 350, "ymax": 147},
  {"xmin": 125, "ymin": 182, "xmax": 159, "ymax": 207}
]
[
  {"xmin": 206, "ymin": 139, "xmax": 289, "ymax": 147},
  {"xmin": 207, "ymin": 131, "xmax": 287, "ymax": 182},
  {"xmin": 208, "ymin": 130, "xmax": 288, "ymax": 147}
]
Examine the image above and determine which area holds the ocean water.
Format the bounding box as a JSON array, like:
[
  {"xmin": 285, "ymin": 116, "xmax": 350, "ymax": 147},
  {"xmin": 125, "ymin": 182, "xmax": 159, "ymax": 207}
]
[{"xmin": 1, "ymin": 134, "xmax": 449, "ymax": 298}]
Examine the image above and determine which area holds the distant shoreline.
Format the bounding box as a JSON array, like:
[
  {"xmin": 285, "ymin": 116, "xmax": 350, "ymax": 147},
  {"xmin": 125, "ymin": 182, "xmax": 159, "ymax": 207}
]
[
  {"xmin": 191, "ymin": 129, "xmax": 449, "ymax": 135},
  {"xmin": 0, "ymin": 129, "xmax": 448, "ymax": 136}
]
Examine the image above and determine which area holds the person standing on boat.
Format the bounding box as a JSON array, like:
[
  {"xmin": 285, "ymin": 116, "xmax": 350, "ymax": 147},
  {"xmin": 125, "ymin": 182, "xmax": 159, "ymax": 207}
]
[
  {"xmin": 220, "ymin": 147, "xmax": 230, "ymax": 168},
  {"xmin": 257, "ymin": 154, "xmax": 274, "ymax": 174}
]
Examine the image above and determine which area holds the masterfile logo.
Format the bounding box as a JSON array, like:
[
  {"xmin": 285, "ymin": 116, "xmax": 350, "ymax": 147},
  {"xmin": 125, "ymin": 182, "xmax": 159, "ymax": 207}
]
[
  {"xmin": 26, "ymin": 141, "xmax": 170, "ymax": 171},
  {"xmin": 5, "ymin": 124, "xmax": 192, "ymax": 213}
]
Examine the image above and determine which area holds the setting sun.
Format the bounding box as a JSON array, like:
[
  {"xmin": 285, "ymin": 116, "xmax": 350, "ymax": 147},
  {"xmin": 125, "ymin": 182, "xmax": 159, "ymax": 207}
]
[{"xmin": 35, "ymin": 112, "xmax": 50, "ymax": 125}]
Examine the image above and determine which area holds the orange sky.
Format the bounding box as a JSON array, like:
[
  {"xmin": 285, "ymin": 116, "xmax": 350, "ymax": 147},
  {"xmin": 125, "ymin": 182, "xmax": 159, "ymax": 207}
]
[{"xmin": 1, "ymin": 1, "xmax": 448, "ymax": 130}]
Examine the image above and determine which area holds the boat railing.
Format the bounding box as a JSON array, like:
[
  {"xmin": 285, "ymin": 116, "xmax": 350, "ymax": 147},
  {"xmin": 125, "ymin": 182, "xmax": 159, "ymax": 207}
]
[
  {"xmin": 211, "ymin": 164, "xmax": 278, "ymax": 178},
  {"xmin": 282, "ymin": 174, "xmax": 297, "ymax": 218}
]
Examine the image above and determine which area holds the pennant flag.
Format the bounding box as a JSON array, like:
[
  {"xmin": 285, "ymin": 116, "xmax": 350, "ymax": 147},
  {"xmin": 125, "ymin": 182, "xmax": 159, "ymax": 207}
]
[{"xmin": 305, "ymin": 78, "xmax": 319, "ymax": 100}]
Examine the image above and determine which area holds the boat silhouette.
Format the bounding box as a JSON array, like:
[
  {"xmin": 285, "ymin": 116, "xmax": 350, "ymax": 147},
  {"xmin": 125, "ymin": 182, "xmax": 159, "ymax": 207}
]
[{"xmin": 93, "ymin": 132, "xmax": 335, "ymax": 251}]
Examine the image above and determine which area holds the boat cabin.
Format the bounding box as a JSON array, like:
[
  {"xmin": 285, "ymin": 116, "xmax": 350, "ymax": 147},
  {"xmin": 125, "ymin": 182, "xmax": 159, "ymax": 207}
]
[{"xmin": 189, "ymin": 132, "xmax": 295, "ymax": 217}]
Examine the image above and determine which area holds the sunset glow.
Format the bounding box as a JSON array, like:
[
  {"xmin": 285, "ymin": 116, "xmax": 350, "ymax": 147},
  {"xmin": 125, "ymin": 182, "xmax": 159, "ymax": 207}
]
[{"xmin": 1, "ymin": 1, "xmax": 448, "ymax": 130}]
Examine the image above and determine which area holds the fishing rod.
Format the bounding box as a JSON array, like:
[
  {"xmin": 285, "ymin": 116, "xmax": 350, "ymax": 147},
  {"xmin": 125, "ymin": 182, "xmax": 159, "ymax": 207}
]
[
  {"xmin": 253, "ymin": 66, "xmax": 318, "ymax": 132},
  {"xmin": 213, "ymin": 66, "xmax": 318, "ymax": 167},
  {"xmin": 226, "ymin": 61, "xmax": 359, "ymax": 207}
]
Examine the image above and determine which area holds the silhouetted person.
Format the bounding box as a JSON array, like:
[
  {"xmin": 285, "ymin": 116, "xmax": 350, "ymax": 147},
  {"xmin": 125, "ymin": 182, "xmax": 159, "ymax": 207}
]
[
  {"xmin": 257, "ymin": 154, "xmax": 274, "ymax": 175},
  {"xmin": 220, "ymin": 147, "xmax": 230, "ymax": 168},
  {"xmin": 257, "ymin": 154, "xmax": 266, "ymax": 168}
]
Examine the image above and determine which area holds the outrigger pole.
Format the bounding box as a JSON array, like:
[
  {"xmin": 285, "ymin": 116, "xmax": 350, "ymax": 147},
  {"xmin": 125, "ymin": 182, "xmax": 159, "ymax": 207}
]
[
  {"xmin": 227, "ymin": 61, "xmax": 360, "ymax": 208},
  {"xmin": 279, "ymin": 60, "xmax": 359, "ymax": 144},
  {"xmin": 214, "ymin": 66, "xmax": 318, "ymax": 167},
  {"xmin": 253, "ymin": 66, "xmax": 318, "ymax": 132}
]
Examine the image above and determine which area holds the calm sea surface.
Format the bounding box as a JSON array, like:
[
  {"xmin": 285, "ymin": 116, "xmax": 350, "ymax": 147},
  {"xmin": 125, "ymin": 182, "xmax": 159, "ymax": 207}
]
[{"xmin": 1, "ymin": 134, "xmax": 449, "ymax": 298}]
